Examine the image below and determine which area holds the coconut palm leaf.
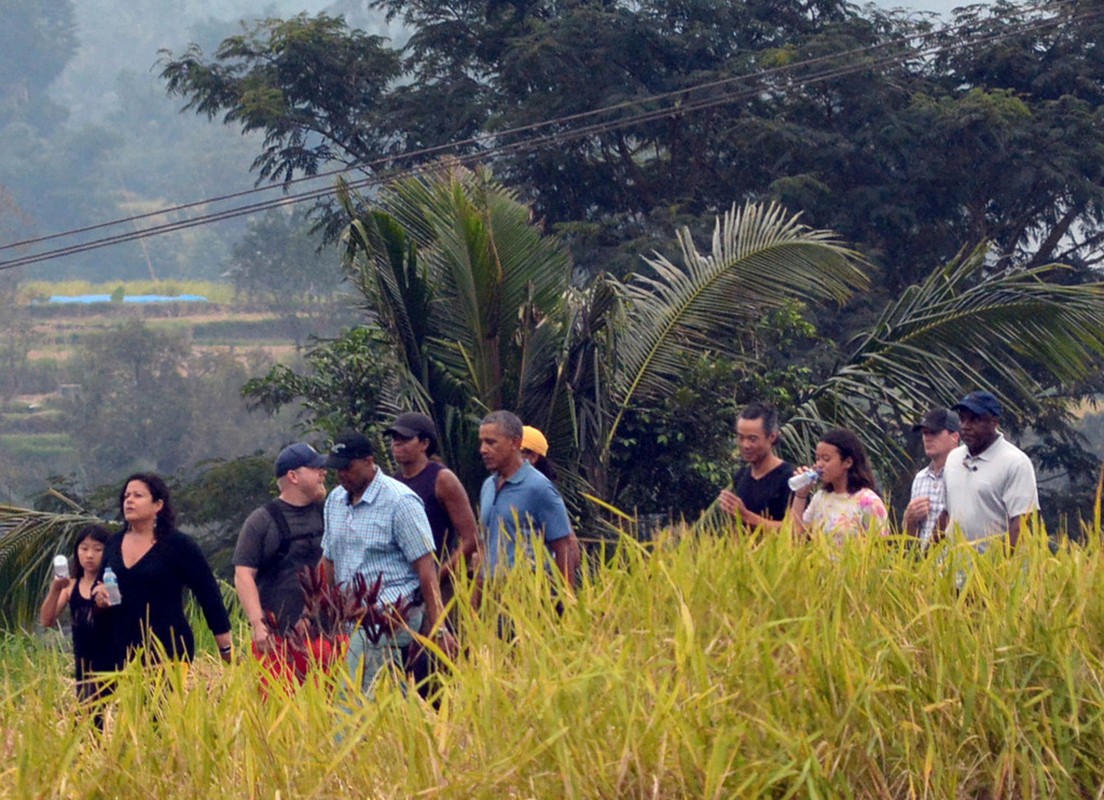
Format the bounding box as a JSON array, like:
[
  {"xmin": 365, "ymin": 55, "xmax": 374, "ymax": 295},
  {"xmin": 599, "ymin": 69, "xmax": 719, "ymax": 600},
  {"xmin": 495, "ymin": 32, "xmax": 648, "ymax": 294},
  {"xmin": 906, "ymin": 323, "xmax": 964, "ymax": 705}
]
[
  {"xmin": 0, "ymin": 505, "xmax": 114, "ymax": 628},
  {"xmin": 604, "ymin": 201, "xmax": 868, "ymax": 457},
  {"xmin": 784, "ymin": 244, "xmax": 1104, "ymax": 478},
  {"xmin": 338, "ymin": 164, "xmax": 575, "ymax": 495}
]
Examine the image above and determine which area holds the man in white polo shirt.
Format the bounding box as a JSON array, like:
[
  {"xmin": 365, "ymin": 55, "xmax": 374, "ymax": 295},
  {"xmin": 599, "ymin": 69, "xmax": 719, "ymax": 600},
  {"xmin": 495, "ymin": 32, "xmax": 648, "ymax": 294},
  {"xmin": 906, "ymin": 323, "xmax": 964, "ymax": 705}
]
[{"xmin": 941, "ymin": 391, "xmax": 1038, "ymax": 551}]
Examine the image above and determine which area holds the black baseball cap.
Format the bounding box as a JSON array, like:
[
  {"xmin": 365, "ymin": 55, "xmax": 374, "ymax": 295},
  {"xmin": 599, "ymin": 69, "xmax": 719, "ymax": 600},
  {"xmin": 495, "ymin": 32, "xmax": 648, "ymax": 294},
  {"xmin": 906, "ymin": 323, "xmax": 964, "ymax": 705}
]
[
  {"xmin": 385, "ymin": 412, "xmax": 437, "ymax": 441},
  {"xmin": 324, "ymin": 431, "xmax": 374, "ymax": 469},
  {"xmin": 912, "ymin": 408, "xmax": 961, "ymax": 434}
]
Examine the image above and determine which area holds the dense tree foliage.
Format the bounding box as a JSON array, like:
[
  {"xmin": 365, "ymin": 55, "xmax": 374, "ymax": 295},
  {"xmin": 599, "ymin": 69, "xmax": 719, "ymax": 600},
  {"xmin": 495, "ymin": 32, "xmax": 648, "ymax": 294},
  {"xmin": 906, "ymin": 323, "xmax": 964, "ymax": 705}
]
[{"xmin": 158, "ymin": 1, "xmax": 1104, "ymax": 289}]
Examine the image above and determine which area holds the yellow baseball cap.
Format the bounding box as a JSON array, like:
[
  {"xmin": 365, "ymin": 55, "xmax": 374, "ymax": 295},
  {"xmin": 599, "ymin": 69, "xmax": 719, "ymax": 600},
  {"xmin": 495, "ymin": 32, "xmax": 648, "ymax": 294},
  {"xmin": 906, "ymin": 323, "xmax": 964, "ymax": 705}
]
[{"xmin": 521, "ymin": 426, "xmax": 549, "ymax": 457}]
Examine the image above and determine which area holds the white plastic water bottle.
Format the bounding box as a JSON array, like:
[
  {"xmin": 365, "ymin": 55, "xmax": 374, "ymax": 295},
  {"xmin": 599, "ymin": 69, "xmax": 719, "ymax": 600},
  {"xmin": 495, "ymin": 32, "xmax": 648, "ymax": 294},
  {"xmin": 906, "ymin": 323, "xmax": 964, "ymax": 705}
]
[
  {"xmin": 788, "ymin": 469, "xmax": 821, "ymax": 492},
  {"xmin": 103, "ymin": 567, "xmax": 122, "ymax": 606},
  {"xmin": 52, "ymin": 555, "xmax": 69, "ymax": 580}
]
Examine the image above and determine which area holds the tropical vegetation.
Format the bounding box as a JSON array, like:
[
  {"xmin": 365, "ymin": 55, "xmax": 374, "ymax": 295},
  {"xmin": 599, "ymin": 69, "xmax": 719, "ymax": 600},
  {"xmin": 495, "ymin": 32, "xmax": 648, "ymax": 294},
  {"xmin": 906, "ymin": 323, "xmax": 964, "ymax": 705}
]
[
  {"xmin": 5, "ymin": 521, "xmax": 1104, "ymax": 797},
  {"xmin": 245, "ymin": 164, "xmax": 1104, "ymax": 518}
]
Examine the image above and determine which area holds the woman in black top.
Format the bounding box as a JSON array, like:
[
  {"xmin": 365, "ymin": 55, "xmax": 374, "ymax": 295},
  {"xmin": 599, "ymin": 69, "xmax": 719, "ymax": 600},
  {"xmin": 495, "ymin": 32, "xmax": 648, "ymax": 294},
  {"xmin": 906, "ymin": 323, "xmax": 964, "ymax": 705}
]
[{"xmin": 96, "ymin": 473, "xmax": 232, "ymax": 665}]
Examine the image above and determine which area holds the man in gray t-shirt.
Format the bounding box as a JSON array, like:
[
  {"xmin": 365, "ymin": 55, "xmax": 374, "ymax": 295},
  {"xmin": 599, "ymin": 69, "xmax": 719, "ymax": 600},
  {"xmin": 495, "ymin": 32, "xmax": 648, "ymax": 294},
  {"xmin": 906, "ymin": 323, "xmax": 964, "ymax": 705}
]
[{"xmin": 233, "ymin": 443, "xmax": 327, "ymax": 652}]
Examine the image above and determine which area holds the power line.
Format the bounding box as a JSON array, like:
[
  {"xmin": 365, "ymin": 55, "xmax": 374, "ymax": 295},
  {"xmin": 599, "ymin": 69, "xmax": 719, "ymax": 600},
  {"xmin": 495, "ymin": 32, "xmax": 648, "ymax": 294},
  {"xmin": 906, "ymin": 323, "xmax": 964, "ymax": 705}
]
[
  {"xmin": 0, "ymin": 0, "xmax": 1090, "ymax": 271},
  {"xmin": 0, "ymin": 0, "xmax": 1079, "ymax": 259},
  {"xmin": 5, "ymin": 0, "xmax": 1075, "ymax": 256}
]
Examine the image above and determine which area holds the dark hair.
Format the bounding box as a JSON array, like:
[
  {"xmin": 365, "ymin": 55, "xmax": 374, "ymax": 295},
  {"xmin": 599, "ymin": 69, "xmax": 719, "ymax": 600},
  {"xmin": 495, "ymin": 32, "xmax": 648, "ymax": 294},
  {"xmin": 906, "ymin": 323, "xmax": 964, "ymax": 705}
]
[
  {"xmin": 818, "ymin": 428, "xmax": 877, "ymax": 494},
  {"xmin": 417, "ymin": 433, "xmax": 438, "ymax": 458},
  {"xmin": 739, "ymin": 402, "xmax": 780, "ymax": 436},
  {"xmin": 71, "ymin": 524, "xmax": 111, "ymax": 576},
  {"xmin": 531, "ymin": 453, "xmax": 559, "ymax": 483},
  {"xmin": 118, "ymin": 472, "xmax": 176, "ymax": 539}
]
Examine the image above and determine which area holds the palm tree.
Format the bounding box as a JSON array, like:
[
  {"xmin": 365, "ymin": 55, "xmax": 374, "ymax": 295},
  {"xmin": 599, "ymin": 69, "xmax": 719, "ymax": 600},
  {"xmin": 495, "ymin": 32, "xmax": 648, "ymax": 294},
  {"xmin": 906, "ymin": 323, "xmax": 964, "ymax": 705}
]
[
  {"xmin": 338, "ymin": 168, "xmax": 871, "ymax": 504},
  {"xmin": 784, "ymin": 245, "xmax": 1104, "ymax": 480},
  {"xmin": 589, "ymin": 201, "xmax": 869, "ymax": 498},
  {"xmin": 0, "ymin": 504, "xmax": 108, "ymax": 627},
  {"xmin": 338, "ymin": 162, "xmax": 574, "ymax": 495}
]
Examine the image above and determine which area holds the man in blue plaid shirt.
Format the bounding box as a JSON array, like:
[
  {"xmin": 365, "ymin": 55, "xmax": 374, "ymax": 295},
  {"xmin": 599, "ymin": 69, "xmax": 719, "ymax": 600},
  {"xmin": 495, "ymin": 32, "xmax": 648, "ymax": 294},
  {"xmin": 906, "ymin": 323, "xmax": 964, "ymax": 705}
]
[
  {"xmin": 903, "ymin": 408, "xmax": 960, "ymax": 548},
  {"xmin": 321, "ymin": 431, "xmax": 454, "ymax": 695}
]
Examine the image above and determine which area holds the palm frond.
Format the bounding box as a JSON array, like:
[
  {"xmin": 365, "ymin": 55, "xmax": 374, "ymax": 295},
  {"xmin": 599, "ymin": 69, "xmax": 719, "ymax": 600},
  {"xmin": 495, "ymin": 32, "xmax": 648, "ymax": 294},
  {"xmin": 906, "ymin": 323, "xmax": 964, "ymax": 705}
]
[
  {"xmin": 605, "ymin": 201, "xmax": 868, "ymax": 455},
  {"xmin": 785, "ymin": 244, "xmax": 1104, "ymax": 478}
]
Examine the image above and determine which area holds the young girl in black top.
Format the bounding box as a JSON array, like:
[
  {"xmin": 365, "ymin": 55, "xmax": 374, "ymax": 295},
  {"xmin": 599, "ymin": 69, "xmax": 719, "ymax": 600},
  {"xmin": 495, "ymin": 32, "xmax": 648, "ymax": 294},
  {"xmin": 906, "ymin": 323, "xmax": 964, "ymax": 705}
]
[{"xmin": 40, "ymin": 524, "xmax": 116, "ymax": 705}]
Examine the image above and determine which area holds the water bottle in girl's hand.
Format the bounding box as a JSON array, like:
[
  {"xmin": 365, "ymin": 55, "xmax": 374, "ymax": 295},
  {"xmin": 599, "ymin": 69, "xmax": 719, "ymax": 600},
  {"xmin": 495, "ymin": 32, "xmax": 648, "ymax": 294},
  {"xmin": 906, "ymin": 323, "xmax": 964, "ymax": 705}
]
[
  {"xmin": 103, "ymin": 567, "xmax": 122, "ymax": 605},
  {"xmin": 788, "ymin": 469, "xmax": 821, "ymax": 492},
  {"xmin": 52, "ymin": 555, "xmax": 69, "ymax": 580}
]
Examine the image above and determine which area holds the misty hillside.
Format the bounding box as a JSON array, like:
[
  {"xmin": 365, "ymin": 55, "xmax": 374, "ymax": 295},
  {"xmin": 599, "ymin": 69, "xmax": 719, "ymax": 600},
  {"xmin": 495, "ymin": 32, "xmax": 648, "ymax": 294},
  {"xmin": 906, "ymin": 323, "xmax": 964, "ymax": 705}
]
[{"xmin": 1, "ymin": 0, "xmax": 397, "ymax": 283}]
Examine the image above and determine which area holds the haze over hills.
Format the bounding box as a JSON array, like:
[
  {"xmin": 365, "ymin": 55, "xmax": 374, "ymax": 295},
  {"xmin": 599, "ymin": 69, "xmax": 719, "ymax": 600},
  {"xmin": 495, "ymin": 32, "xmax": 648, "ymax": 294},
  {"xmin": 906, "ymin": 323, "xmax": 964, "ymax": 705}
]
[{"xmin": 4, "ymin": 0, "xmax": 960, "ymax": 284}]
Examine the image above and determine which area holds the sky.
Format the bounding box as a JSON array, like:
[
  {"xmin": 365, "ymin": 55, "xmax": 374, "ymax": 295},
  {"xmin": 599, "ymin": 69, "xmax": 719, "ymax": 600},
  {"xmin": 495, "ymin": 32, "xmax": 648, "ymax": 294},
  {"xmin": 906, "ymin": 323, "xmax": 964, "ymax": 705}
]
[{"xmin": 875, "ymin": 0, "xmax": 958, "ymax": 13}]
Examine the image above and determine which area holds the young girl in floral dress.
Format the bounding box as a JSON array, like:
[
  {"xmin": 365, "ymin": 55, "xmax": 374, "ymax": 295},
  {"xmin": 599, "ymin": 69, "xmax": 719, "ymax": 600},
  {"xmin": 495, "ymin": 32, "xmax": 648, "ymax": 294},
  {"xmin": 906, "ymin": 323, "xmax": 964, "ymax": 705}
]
[{"xmin": 790, "ymin": 428, "xmax": 888, "ymax": 544}]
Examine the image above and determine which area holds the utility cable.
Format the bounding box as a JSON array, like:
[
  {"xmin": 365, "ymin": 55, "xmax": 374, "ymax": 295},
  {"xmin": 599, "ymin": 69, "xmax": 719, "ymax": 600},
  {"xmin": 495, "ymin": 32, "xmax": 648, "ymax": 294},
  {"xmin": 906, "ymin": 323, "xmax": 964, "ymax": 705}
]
[{"xmin": 0, "ymin": 0, "xmax": 1092, "ymax": 271}]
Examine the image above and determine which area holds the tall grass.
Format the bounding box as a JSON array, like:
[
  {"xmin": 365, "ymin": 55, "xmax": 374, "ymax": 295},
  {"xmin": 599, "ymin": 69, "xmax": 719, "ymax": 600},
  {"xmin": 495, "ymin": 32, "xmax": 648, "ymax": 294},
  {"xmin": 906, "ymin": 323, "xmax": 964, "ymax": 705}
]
[{"xmin": 5, "ymin": 523, "xmax": 1104, "ymax": 798}]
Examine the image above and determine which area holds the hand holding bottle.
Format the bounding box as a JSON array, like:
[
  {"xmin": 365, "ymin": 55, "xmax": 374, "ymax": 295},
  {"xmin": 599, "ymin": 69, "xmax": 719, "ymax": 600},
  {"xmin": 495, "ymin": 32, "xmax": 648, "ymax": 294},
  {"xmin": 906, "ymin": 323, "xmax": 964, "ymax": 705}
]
[{"xmin": 788, "ymin": 467, "xmax": 821, "ymax": 496}]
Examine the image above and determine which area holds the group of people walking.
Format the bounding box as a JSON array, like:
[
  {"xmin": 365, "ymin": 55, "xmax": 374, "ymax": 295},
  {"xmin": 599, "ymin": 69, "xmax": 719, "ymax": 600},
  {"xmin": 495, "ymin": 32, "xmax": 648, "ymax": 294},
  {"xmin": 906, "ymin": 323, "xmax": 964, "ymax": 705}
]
[
  {"xmin": 40, "ymin": 392, "xmax": 1039, "ymax": 716},
  {"xmin": 718, "ymin": 391, "xmax": 1040, "ymax": 549},
  {"xmin": 41, "ymin": 410, "xmax": 579, "ymax": 711}
]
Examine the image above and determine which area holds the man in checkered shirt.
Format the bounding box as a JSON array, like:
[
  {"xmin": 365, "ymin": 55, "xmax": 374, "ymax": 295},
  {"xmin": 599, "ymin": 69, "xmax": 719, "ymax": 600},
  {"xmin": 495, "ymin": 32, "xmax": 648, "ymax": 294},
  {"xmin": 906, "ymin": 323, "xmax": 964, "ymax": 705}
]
[
  {"xmin": 902, "ymin": 408, "xmax": 960, "ymax": 548},
  {"xmin": 321, "ymin": 430, "xmax": 454, "ymax": 695}
]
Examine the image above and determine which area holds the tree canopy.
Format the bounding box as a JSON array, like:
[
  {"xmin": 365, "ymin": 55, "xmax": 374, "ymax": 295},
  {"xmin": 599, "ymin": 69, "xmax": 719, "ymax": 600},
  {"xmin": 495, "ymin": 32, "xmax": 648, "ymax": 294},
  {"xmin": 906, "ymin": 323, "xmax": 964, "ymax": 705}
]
[{"xmin": 158, "ymin": 1, "xmax": 1104, "ymax": 290}]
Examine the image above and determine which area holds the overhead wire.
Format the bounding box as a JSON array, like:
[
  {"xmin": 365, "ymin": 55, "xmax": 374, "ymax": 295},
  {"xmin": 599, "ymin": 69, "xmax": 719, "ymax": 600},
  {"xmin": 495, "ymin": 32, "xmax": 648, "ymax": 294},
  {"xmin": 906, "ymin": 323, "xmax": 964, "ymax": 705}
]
[
  {"xmin": 0, "ymin": 0, "xmax": 1081, "ymax": 261},
  {"xmin": 0, "ymin": 0, "xmax": 1090, "ymax": 271},
  {"xmin": 3, "ymin": 0, "xmax": 1074, "ymax": 254}
]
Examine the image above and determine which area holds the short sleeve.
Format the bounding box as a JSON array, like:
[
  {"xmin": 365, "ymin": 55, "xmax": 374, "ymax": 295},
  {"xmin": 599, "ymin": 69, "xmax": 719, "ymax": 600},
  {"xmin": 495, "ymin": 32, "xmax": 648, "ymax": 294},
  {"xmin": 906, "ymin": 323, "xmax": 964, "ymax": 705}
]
[
  {"xmin": 393, "ymin": 493, "xmax": 435, "ymax": 563},
  {"xmin": 537, "ymin": 482, "xmax": 572, "ymax": 542},
  {"xmin": 858, "ymin": 489, "xmax": 888, "ymax": 535},
  {"xmin": 802, "ymin": 491, "xmax": 823, "ymax": 526},
  {"xmin": 1002, "ymin": 453, "xmax": 1039, "ymax": 518},
  {"xmin": 232, "ymin": 507, "xmax": 277, "ymax": 569}
]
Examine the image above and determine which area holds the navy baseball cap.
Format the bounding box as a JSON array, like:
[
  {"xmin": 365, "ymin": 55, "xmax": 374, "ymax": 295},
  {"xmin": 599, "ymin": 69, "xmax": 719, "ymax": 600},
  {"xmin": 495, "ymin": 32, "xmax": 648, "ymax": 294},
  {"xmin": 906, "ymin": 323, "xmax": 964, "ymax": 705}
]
[
  {"xmin": 275, "ymin": 443, "xmax": 327, "ymax": 476},
  {"xmin": 952, "ymin": 391, "xmax": 1001, "ymax": 418}
]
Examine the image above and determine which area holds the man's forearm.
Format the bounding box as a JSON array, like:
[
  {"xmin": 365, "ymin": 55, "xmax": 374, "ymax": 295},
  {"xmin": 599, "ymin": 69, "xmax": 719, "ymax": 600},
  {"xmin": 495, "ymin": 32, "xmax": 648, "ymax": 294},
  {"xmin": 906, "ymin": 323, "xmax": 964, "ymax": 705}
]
[
  {"xmin": 234, "ymin": 567, "xmax": 267, "ymax": 631},
  {"xmin": 413, "ymin": 553, "xmax": 446, "ymax": 631}
]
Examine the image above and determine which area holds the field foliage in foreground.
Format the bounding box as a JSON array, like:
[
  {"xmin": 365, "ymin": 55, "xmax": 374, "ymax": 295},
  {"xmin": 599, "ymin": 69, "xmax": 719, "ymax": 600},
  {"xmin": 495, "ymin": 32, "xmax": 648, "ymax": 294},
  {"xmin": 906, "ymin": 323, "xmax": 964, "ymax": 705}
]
[{"xmin": 3, "ymin": 524, "xmax": 1104, "ymax": 798}]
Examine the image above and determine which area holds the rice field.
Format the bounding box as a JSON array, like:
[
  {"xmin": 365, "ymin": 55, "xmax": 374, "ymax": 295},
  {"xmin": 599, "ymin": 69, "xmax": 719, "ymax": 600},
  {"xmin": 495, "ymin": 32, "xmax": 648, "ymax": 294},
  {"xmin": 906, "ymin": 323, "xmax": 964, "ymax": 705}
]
[{"xmin": 3, "ymin": 522, "xmax": 1103, "ymax": 798}]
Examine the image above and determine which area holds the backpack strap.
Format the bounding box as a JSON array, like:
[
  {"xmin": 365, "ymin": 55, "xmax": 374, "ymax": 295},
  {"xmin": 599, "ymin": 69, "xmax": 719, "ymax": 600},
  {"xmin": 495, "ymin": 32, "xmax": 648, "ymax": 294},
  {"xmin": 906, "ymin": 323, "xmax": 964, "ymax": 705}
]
[{"xmin": 258, "ymin": 500, "xmax": 321, "ymax": 576}]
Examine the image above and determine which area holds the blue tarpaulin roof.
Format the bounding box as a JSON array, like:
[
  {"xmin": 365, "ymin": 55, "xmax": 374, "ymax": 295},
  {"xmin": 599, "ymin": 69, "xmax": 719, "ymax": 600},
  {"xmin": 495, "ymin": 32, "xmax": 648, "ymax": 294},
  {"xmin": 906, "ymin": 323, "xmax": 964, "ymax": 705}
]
[{"xmin": 45, "ymin": 294, "xmax": 209, "ymax": 304}]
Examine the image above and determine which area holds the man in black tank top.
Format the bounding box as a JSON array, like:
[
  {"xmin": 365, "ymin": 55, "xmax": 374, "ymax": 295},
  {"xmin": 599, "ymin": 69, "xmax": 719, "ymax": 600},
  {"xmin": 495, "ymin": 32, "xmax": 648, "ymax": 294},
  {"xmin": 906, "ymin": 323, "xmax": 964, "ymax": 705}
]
[
  {"xmin": 386, "ymin": 413, "xmax": 481, "ymax": 583},
  {"xmin": 718, "ymin": 403, "xmax": 794, "ymax": 530}
]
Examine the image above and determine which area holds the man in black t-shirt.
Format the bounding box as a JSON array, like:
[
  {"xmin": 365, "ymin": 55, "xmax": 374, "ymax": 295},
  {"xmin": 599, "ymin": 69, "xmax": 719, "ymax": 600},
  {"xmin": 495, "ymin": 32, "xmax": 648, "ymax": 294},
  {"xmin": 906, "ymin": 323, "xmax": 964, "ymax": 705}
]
[
  {"xmin": 718, "ymin": 403, "xmax": 794, "ymax": 530},
  {"xmin": 233, "ymin": 443, "xmax": 327, "ymax": 669}
]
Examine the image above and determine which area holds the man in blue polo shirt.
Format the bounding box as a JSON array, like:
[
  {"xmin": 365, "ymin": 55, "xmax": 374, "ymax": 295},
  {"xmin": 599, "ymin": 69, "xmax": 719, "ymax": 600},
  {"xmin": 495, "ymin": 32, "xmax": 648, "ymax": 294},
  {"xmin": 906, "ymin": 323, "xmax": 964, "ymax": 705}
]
[
  {"xmin": 321, "ymin": 430, "xmax": 453, "ymax": 694},
  {"xmin": 478, "ymin": 410, "xmax": 579, "ymax": 587}
]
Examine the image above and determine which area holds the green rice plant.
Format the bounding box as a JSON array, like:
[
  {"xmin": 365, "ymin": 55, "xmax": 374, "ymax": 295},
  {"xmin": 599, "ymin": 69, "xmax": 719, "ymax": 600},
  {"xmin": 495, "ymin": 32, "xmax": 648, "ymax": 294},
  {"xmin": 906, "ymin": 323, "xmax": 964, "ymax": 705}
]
[{"xmin": 3, "ymin": 519, "xmax": 1104, "ymax": 798}]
